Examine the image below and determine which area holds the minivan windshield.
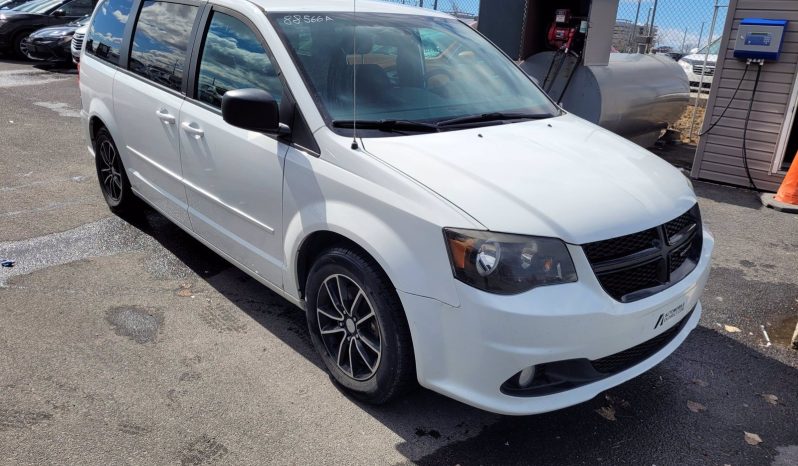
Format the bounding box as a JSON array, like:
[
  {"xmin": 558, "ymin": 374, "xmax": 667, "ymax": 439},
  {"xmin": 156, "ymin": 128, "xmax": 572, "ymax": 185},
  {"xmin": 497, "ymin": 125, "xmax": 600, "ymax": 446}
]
[
  {"xmin": 12, "ymin": 0, "xmax": 61, "ymax": 13},
  {"xmin": 270, "ymin": 13, "xmax": 559, "ymax": 132}
]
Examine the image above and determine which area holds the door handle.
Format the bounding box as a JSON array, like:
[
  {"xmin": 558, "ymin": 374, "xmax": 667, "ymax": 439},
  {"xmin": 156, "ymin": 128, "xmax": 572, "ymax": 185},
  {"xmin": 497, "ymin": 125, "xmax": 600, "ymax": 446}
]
[
  {"xmin": 156, "ymin": 108, "xmax": 176, "ymax": 124},
  {"xmin": 181, "ymin": 121, "xmax": 205, "ymax": 139}
]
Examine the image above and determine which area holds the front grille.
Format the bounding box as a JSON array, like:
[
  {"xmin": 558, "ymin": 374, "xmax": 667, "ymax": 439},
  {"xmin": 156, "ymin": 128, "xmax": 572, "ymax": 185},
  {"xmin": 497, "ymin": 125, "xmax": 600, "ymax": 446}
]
[
  {"xmin": 693, "ymin": 64, "xmax": 715, "ymax": 76},
  {"xmin": 591, "ymin": 308, "xmax": 693, "ymax": 374},
  {"xmin": 583, "ymin": 205, "xmax": 703, "ymax": 302},
  {"xmin": 72, "ymin": 33, "xmax": 85, "ymax": 51}
]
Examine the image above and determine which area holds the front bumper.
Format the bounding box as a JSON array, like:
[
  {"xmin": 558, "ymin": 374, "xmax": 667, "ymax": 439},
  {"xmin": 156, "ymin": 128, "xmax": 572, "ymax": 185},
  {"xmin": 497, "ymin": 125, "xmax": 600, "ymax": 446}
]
[
  {"xmin": 400, "ymin": 230, "xmax": 713, "ymax": 415},
  {"xmin": 23, "ymin": 39, "xmax": 71, "ymax": 62}
]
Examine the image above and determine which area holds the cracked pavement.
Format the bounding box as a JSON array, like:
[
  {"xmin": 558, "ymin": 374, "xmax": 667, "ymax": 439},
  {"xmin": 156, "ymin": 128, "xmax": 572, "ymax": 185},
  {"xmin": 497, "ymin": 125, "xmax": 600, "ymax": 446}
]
[{"xmin": 1, "ymin": 59, "xmax": 797, "ymax": 465}]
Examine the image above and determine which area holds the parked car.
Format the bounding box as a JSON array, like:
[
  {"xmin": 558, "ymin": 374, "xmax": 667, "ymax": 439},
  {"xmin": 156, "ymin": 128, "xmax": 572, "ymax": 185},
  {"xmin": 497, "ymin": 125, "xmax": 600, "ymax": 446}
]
[
  {"xmin": 0, "ymin": 0, "xmax": 92, "ymax": 58},
  {"xmin": 69, "ymin": 21, "xmax": 83, "ymax": 63},
  {"xmin": 21, "ymin": 14, "xmax": 86, "ymax": 62},
  {"xmin": 678, "ymin": 38, "xmax": 721, "ymax": 91},
  {"xmin": 80, "ymin": 0, "xmax": 713, "ymax": 415},
  {"xmin": 0, "ymin": 0, "xmax": 33, "ymax": 10}
]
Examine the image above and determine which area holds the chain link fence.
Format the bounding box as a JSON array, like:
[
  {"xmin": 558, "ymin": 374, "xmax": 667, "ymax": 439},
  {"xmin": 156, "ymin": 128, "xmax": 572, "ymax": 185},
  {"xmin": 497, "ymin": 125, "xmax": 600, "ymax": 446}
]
[
  {"xmin": 614, "ymin": 0, "xmax": 726, "ymax": 56},
  {"xmin": 378, "ymin": 0, "xmax": 480, "ymax": 19}
]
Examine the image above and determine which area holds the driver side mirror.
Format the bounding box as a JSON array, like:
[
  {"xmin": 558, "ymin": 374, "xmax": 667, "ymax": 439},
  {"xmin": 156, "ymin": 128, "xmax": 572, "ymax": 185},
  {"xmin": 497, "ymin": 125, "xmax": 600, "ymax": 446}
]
[
  {"xmin": 52, "ymin": 9, "xmax": 66, "ymax": 17},
  {"xmin": 221, "ymin": 88, "xmax": 289, "ymax": 135}
]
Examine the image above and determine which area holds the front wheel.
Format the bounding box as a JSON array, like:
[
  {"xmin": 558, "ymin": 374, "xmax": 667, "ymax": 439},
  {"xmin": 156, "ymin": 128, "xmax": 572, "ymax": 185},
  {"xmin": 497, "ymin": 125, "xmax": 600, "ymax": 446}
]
[{"xmin": 306, "ymin": 247, "xmax": 415, "ymax": 404}]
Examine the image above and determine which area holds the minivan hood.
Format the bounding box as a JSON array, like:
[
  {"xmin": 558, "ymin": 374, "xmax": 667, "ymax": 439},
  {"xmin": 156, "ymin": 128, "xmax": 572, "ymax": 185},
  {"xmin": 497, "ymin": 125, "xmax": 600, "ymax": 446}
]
[{"xmin": 361, "ymin": 114, "xmax": 696, "ymax": 244}]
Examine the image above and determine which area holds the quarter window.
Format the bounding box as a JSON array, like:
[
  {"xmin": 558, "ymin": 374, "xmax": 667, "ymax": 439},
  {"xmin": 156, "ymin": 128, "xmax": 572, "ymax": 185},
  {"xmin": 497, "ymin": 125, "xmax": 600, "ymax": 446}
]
[
  {"xmin": 196, "ymin": 11, "xmax": 282, "ymax": 108},
  {"xmin": 85, "ymin": 0, "xmax": 133, "ymax": 65},
  {"xmin": 129, "ymin": 1, "xmax": 198, "ymax": 92},
  {"xmin": 58, "ymin": 0, "xmax": 92, "ymax": 17}
]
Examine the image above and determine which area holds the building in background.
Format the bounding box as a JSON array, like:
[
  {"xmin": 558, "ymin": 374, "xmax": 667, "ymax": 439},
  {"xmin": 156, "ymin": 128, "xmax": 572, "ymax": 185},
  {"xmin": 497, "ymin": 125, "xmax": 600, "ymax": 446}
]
[{"xmin": 613, "ymin": 20, "xmax": 657, "ymax": 52}]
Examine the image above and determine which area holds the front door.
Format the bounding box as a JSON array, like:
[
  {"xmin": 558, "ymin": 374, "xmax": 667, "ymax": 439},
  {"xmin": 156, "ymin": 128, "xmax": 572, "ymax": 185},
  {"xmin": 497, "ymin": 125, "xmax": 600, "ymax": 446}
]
[
  {"xmin": 178, "ymin": 8, "xmax": 287, "ymax": 286},
  {"xmin": 113, "ymin": 0, "xmax": 200, "ymax": 227}
]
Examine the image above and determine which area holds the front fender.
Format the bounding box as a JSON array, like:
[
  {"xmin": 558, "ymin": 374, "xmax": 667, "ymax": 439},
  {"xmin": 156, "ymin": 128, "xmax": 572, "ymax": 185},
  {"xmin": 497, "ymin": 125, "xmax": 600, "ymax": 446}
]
[
  {"xmin": 281, "ymin": 143, "xmax": 476, "ymax": 308},
  {"xmin": 283, "ymin": 198, "xmax": 462, "ymax": 308}
]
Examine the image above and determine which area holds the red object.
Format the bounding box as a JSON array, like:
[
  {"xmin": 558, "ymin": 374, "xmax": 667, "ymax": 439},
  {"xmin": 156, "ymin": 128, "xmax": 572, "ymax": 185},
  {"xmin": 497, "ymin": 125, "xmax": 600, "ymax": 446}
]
[
  {"xmin": 774, "ymin": 154, "xmax": 798, "ymax": 205},
  {"xmin": 548, "ymin": 22, "xmax": 576, "ymax": 49},
  {"xmin": 547, "ymin": 9, "xmax": 576, "ymax": 50}
]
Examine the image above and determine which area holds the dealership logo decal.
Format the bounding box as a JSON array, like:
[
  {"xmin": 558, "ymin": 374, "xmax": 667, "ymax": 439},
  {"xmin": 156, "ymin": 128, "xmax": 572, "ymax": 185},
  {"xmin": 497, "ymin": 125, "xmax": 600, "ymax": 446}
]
[{"xmin": 655, "ymin": 303, "xmax": 686, "ymax": 329}]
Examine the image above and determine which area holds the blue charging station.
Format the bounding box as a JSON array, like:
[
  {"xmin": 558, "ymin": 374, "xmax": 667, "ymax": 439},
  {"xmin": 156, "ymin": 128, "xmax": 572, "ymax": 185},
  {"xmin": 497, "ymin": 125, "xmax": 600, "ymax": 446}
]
[{"xmin": 733, "ymin": 18, "xmax": 789, "ymax": 61}]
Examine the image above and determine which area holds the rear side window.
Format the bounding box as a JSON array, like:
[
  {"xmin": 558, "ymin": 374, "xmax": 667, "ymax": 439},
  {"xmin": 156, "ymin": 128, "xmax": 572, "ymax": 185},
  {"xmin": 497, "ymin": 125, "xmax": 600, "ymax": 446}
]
[
  {"xmin": 59, "ymin": 0, "xmax": 92, "ymax": 17},
  {"xmin": 85, "ymin": 0, "xmax": 132, "ymax": 65},
  {"xmin": 129, "ymin": 1, "xmax": 199, "ymax": 92},
  {"xmin": 196, "ymin": 11, "xmax": 282, "ymax": 108}
]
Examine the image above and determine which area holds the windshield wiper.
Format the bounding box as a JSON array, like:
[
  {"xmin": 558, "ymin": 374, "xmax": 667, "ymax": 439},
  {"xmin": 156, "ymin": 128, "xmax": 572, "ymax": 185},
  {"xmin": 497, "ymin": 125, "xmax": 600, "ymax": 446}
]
[
  {"xmin": 436, "ymin": 112, "xmax": 553, "ymax": 127},
  {"xmin": 332, "ymin": 119, "xmax": 440, "ymax": 133}
]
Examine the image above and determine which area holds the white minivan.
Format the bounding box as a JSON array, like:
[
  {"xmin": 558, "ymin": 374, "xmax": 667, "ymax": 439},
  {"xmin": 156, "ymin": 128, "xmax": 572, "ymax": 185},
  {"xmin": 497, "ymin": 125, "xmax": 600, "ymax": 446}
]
[{"xmin": 79, "ymin": 0, "xmax": 713, "ymax": 415}]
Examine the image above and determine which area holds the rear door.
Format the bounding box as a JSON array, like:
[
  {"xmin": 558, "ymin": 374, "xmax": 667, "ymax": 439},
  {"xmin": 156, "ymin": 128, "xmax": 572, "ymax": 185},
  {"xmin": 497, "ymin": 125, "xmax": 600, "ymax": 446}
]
[
  {"xmin": 178, "ymin": 6, "xmax": 289, "ymax": 286},
  {"xmin": 113, "ymin": 0, "xmax": 200, "ymax": 227}
]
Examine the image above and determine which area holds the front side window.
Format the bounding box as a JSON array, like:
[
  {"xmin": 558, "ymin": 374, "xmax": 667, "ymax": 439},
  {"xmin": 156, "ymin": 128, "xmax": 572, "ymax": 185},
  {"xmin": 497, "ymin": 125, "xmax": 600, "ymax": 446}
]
[
  {"xmin": 196, "ymin": 11, "xmax": 282, "ymax": 108},
  {"xmin": 129, "ymin": 0, "xmax": 198, "ymax": 92},
  {"xmin": 85, "ymin": 0, "xmax": 132, "ymax": 65},
  {"xmin": 271, "ymin": 13, "xmax": 558, "ymax": 132},
  {"xmin": 58, "ymin": 0, "xmax": 92, "ymax": 17}
]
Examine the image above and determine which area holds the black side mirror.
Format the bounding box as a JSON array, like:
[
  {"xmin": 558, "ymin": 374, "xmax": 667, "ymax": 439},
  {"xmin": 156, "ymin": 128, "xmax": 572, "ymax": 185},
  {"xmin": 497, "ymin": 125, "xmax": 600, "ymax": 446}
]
[
  {"xmin": 221, "ymin": 88, "xmax": 289, "ymax": 135},
  {"xmin": 52, "ymin": 9, "xmax": 66, "ymax": 16}
]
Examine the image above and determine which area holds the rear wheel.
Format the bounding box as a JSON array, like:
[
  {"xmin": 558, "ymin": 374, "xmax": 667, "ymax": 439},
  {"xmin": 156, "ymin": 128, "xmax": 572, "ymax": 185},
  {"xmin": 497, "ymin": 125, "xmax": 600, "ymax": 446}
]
[
  {"xmin": 306, "ymin": 247, "xmax": 415, "ymax": 404},
  {"xmin": 94, "ymin": 127, "xmax": 136, "ymax": 214}
]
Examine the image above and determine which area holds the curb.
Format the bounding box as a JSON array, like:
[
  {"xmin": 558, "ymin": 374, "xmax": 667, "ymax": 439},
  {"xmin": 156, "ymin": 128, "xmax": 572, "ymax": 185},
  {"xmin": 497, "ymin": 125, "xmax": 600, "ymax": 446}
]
[{"xmin": 760, "ymin": 193, "xmax": 798, "ymax": 214}]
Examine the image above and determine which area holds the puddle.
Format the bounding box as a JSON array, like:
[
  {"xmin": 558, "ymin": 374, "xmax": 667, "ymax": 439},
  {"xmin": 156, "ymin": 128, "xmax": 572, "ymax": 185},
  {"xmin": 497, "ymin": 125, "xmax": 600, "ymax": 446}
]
[
  {"xmin": 0, "ymin": 209, "xmax": 232, "ymax": 287},
  {"xmin": 106, "ymin": 306, "xmax": 163, "ymax": 344},
  {"xmin": 0, "ymin": 69, "xmax": 70, "ymax": 88},
  {"xmin": 0, "ymin": 216, "xmax": 150, "ymax": 287},
  {"xmin": 769, "ymin": 315, "xmax": 798, "ymax": 349},
  {"xmin": 33, "ymin": 101, "xmax": 81, "ymax": 118}
]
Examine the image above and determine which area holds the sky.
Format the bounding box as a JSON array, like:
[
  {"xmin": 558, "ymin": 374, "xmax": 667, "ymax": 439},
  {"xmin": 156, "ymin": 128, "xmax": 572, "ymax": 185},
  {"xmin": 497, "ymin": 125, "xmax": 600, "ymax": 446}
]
[{"xmin": 616, "ymin": 0, "xmax": 726, "ymax": 52}]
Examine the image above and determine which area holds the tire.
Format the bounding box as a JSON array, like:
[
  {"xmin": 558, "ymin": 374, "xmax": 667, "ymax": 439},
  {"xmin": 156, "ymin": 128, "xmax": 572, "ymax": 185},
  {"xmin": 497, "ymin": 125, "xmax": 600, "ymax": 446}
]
[
  {"xmin": 94, "ymin": 127, "xmax": 136, "ymax": 214},
  {"xmin": 12, "ymin": 31, "xmax": 32, "ymax": 59},
  {"xmin": 306, "ymin": 247, "xmax": 415, "ymax": 404}
]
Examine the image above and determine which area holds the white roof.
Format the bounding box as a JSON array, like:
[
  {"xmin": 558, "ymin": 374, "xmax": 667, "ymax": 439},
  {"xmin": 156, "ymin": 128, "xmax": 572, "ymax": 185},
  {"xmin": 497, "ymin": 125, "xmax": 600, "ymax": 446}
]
[{"xmin": 244, "ymin": 0, "xmax": 451, "ymax": 17}]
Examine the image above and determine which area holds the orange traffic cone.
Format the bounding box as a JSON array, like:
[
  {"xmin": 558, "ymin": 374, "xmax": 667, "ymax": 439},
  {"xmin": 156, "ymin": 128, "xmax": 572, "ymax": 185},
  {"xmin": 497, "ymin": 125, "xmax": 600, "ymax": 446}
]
[{"xmin": 762, "ymin": 154, "xmax": 798, "ymax": 213}]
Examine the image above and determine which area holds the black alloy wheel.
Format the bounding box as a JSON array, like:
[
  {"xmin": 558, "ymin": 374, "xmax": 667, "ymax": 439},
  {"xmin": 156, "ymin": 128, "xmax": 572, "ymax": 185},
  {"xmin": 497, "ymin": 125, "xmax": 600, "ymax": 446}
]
[
  {"xmin": 306, "ymin": 247, "xmax": 416, "ymax": 404},
  {"xmin": 94, "ymin": 127, "xmax": 135, "ymax": 213},
  {"xmin": 12, "ymin": 31, "xmax": 32, "ymax": 59}
]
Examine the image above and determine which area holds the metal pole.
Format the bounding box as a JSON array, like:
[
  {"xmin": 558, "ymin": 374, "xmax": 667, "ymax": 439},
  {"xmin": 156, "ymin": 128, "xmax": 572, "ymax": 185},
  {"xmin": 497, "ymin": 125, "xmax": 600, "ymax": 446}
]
[
  {"xmin": 698, "ymin": 23, "xmax": 706, "ymax": 50},
  {"xmin": 433, "ymin": 0, "xmax": 438, "ymax": 10},
  {"xmin": 639, "ymin": 7, "xmax": 653, "ymax": 54},
  {"xmin": 629, "ymin": 0, "xmax": 642, "ymax": 53},
  {"xmin": 681, "ymin": 27, "xmax": 688, "ymax": 53},
  {"xmin": 648, "ymin": 0, "xmax": 659, "ymax": 53},
  {"xmin": 689, "ymin": 0, "xmax": 721, "ymax": 140}
]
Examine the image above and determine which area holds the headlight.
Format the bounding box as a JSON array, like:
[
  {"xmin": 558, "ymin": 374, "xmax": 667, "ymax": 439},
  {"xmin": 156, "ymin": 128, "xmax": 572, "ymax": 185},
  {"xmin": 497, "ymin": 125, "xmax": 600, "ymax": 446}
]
[{"xmin": 444, "ymin": 228, "xmax": 577, "ymax": 294}]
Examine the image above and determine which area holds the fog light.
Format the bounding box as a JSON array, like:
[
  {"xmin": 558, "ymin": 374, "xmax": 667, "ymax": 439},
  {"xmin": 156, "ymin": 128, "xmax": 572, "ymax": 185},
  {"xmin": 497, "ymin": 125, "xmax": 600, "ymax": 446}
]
[{"xmin": 517, "ymin": 366, "xmax": 536, "ymax": 388}]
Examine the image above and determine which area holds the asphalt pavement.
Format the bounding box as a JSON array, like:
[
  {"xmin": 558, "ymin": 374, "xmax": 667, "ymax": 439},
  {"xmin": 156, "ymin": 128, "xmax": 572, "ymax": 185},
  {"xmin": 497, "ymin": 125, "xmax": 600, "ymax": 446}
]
[{"xmin": 1, "ymin": 58, "xmax": 797, "ymax": 465}]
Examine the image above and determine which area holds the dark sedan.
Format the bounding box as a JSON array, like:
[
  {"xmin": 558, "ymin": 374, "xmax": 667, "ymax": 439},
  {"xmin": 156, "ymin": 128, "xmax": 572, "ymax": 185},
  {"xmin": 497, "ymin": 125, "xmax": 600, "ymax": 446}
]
[
  {"xmin": 21, "ymin": 14, "xmax": 86, "ymax": 62},
  {"xmin": 0, "ymin": 0, "xmax": 92, "ymax": 58}
]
